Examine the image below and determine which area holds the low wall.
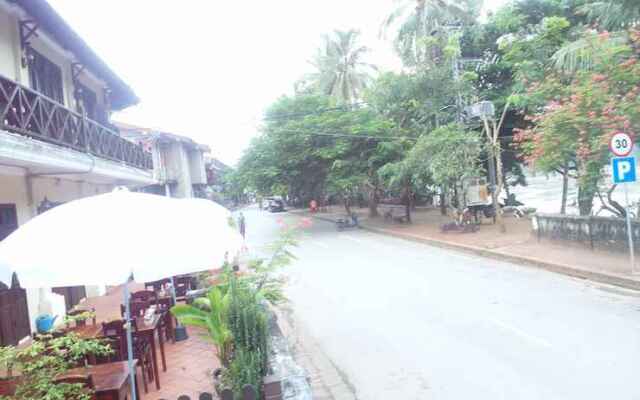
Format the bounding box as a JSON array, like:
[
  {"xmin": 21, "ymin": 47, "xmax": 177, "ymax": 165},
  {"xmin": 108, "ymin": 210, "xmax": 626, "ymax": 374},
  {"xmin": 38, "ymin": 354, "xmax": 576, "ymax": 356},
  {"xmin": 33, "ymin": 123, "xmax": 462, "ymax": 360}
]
[{"xmin": 532, "ymin": 213, "xmax": 640, "ymax": 251}]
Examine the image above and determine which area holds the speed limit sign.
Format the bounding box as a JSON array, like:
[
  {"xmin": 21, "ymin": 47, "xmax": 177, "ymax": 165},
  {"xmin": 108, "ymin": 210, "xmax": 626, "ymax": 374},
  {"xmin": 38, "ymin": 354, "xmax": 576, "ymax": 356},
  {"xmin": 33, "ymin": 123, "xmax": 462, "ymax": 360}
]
[{"xmin": 610, "ymin": 132, "xmax": 634, "ymax": 157}]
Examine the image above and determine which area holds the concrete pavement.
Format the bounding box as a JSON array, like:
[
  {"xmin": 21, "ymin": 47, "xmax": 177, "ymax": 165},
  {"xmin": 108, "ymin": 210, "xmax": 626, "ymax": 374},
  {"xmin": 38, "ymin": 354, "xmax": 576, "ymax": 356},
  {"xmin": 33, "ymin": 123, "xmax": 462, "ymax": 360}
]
[
  {"xmin": 295, "ymin": 206, "xmax": 640, "ymax": 291},
  {"xmin": 241, "ymin": 207, "xmax": 640, "ymax": 400}
]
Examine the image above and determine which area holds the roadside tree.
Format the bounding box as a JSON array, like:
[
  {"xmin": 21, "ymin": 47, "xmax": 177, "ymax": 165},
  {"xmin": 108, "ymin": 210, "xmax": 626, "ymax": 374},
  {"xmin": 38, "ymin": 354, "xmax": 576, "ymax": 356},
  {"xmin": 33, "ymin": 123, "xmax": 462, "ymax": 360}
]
[{"xmin": 515, "ymin": 29, "xmax": 640, "ymax": 216}]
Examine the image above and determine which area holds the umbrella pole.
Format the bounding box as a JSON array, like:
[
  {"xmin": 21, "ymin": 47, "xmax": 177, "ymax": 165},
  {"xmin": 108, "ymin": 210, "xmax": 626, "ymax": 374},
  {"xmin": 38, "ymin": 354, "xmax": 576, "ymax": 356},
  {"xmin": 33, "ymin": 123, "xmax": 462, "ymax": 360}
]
[
  {"xmin": 171, "ymin": 276, "xmax": 188, "ymax": 342},
  {"xmin": 124, "ymin": 282, "xmax": 138, "ymax": 400}
]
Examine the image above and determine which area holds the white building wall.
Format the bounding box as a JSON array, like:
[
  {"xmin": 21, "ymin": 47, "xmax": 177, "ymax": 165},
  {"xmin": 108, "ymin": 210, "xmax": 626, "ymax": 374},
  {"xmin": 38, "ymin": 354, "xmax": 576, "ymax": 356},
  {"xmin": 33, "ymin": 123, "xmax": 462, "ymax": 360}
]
[
  {"xmin": 0, "ymin": 173, "xmax": 114, "ymax": 332},
  {"xmin": 29, "ymin": 176, "xmax": 114, "ymax": 208},
  {"xmin": 25, "ymin": 288, "xmax": 66, "ymax": 333},
  {"xmin": 188, "ymin": 149, "xmax": 207, "ymax": 185},
  {"xmin": 0, "ymin": 4, "xmax": 108, "ymax": 113},
  {"xmin": 164, "ymin": 143, "xmax": 193, "ymax": 198},
  {"xmin": 0, "ymin": 9, "xmax": 19, "ymax": 80},
  {"xmin": 0, "ymin": 173, "xmax": 31, "ymax": 224}
]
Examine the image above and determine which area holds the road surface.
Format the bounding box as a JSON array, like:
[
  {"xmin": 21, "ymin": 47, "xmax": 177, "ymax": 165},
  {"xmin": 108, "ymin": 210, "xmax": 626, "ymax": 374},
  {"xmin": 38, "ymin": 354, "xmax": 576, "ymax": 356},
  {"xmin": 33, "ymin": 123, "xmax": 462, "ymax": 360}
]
[{"xmin": 241, "ymin": 207, "xmax": 640, "ymax": 400}]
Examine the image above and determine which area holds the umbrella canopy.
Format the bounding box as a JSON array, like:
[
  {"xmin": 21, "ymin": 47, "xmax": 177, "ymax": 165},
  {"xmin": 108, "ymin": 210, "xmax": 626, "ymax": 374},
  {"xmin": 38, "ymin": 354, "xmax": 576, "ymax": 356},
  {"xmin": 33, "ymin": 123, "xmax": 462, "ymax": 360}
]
[{"xmin": 0, "ymin": 189, "xmax": 242, "ymax": 288}]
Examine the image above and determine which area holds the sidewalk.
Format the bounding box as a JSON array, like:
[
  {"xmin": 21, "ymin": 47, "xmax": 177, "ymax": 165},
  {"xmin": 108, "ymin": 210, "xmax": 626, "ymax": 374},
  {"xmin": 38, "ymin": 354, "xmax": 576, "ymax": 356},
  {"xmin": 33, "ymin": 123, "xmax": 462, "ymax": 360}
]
[{"xmin": 294, "ymin": 206, "xmax": 640, "ymax": 291}]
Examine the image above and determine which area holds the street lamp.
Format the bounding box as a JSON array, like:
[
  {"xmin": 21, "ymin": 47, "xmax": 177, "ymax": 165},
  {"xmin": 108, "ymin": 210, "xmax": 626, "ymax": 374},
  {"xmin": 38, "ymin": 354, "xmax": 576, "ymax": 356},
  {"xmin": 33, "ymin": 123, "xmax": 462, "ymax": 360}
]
[{"xmin": 467, "ymin": 101, "xmax": 506, "ymax": 233}]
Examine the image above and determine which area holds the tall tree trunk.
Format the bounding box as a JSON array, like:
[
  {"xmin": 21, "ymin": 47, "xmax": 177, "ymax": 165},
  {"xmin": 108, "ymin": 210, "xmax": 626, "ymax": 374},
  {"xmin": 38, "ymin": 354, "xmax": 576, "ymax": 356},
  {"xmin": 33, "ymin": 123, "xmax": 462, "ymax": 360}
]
[
  {"xmin": 368, "ymin": 170, "xmax": 380, "ymax": 218},
  {"xmin": 368, "ymin": 188, "xmax": 379, "ymax": 218},
  {"xmin": 453, "ymin": 184, "xmax": 459, "ymax": 210},
  {"xmin": 560, "ymin": 166, "xmax": 569, "ymax": 215},
  {"xmin": 440, "ymin": 185, "xmax": 447, "ymax": 216},
  {"xmin": 578, "ymin": 184, "xmax": 596, "ymax": 216},
  {"xmin": 404, "ymin": 184, "xmax": 412, "ymax": 223}
]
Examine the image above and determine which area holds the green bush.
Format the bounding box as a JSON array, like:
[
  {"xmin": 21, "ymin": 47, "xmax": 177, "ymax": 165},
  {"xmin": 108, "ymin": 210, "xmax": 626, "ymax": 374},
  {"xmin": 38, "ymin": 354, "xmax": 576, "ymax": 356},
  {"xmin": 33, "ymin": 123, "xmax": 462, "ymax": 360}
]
[
  {"xmin": 0, "ymin": 333, "xmax": 112, "ymax": 400},
  {"xmin": 221, "ymin": 348, "xmax": 262, "ymax": 399}
]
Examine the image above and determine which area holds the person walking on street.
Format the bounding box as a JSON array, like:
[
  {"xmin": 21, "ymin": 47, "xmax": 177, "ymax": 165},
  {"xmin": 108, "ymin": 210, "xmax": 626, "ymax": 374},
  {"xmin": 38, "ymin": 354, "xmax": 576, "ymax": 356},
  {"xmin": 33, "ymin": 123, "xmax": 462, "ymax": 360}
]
[{"xmin": 238, "ymin": 212, "xmax": 246, "ymax": 239}]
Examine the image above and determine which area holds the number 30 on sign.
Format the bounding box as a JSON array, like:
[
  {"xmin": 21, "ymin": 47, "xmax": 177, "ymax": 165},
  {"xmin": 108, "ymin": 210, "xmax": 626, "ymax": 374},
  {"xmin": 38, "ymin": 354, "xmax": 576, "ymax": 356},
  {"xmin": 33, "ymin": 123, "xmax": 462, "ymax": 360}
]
[{"xmin": 610, "ymin": 132, "xmax": 634, "ymax": 157}]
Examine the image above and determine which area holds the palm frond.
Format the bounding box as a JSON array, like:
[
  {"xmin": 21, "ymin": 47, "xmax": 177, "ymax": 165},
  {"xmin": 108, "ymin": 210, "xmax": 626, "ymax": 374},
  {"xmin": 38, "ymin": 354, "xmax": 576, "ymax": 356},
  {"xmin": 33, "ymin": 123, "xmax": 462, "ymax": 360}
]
[
  {"xmin": 551, "ymin": 31, "xmax": 629, "ymax": 73},
  {"xmin": 578, "ymin": 1, "xmax": 640, "ymax": 30}
]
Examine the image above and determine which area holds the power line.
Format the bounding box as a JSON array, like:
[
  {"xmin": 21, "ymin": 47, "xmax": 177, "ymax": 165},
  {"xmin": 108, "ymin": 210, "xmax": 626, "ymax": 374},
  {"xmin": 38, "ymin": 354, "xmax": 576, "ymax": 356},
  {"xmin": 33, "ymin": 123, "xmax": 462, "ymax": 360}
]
[
  {"xmin": 273, "ymin": 129, "xmax": 418, "ymax": 141},
  {"xmin": 263, "ymin": 102, "xmax": 368, "ymax": 121}
]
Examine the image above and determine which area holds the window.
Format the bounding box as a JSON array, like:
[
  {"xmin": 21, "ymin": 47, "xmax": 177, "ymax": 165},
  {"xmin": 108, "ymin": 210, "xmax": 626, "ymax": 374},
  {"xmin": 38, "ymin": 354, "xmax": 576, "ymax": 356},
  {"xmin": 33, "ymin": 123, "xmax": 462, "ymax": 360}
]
[
  {"xmin": 0, "ymin": 204, "xmax": 18, "ymax": 241},
  {"xmin": 28, "ymin": 48, "xmax": 64, "ymax": 104},
  {"xmin": 76, "ymin": 82, "xmax": 97, "ymax": 120}
]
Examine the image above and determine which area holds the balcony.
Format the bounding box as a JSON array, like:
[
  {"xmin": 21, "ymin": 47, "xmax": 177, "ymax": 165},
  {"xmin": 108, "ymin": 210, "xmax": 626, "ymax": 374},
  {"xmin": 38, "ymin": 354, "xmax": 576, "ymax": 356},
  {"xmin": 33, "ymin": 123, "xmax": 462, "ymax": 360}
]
[{"xmin": 0, "ymin": 73, "xmax": 152, "ymax": 170}]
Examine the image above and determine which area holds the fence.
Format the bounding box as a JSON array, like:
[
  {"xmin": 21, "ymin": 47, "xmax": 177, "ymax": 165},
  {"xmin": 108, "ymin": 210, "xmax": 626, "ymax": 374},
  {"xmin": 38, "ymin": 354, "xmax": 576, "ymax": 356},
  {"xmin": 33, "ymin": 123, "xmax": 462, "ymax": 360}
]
[
  {"xmin": 0, "ymin": 275, "xmax": 30, "ymax": 347},
  {"xmin": 532, "ymin": 213, "xmax": 640, "ymax": 251}
]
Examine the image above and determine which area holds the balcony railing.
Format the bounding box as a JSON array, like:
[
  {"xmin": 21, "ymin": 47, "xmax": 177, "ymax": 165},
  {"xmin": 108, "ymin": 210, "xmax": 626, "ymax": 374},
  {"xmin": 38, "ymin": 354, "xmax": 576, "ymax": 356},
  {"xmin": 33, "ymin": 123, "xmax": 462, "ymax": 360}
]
[{"xmin": 0, "ymin": 73, "xmax": 152, "ymax": 170}]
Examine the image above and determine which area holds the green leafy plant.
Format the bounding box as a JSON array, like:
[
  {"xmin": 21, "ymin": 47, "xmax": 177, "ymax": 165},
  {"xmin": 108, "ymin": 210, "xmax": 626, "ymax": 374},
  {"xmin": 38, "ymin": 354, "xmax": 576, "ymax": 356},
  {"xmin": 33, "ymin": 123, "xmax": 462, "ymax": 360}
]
[
  {"xmin": 171, "ymin": 286, "xmax": 233, "ymax": 366},
  {"xmin": 226, "ymin": 275, "xmax": 268, "ymax": 375},
  {"xmin": 0, "ymin": 333, "xmax": 112, "ymax": 400},
  {"xmin": 221, "ymin": 348, "xmax": 262, "ymax": 399},
  {"xmin": 63, "ymin": 311, "xmax": 96, "ymax": 327}
]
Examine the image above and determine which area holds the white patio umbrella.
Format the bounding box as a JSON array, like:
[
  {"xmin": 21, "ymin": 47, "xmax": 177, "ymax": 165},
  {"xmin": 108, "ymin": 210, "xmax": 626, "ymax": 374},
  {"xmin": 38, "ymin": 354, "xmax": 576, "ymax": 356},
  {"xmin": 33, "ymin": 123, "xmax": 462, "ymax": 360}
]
[{"xmin": 0, "ymin": 188, "xmax": 242, "ymax": 400}]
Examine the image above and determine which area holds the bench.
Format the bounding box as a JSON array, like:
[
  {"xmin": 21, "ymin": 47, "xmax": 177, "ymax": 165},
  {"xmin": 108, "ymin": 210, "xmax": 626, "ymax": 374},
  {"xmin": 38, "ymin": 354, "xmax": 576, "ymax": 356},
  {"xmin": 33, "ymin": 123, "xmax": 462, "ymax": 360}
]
[{"xmin": 380, "ymin": 205, "xmax": 409, "ymax": 224}]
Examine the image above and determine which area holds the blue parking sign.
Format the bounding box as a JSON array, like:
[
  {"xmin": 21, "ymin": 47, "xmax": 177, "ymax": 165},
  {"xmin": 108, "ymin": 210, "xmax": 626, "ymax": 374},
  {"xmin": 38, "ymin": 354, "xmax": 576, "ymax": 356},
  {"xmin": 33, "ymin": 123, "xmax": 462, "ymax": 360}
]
[{"xmin": 612, "ymin": 156, "xmax": 637, "ymax": 184}]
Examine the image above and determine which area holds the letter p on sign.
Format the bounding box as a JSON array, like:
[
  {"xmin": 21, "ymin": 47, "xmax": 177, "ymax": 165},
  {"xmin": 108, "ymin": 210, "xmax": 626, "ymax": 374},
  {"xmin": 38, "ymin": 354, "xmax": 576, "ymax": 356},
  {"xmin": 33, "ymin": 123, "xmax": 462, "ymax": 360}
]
[{"xmin": 612, "ymin": 156, "xmax": 637, "ymax": 184}]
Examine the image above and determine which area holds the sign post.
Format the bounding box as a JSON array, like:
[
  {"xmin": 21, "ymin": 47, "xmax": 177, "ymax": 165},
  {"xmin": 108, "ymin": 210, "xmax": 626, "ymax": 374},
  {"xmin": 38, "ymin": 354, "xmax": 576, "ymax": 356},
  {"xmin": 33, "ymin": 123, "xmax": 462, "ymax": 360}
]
[{"xmin": 610, "ymin": 132, "xmax": 636, "ymax": 273}]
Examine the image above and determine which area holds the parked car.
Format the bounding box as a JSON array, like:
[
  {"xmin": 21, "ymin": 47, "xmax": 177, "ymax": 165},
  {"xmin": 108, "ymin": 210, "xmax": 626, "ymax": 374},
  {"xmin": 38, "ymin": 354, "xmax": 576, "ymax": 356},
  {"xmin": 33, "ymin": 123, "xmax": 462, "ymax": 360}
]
[{"xmin": 267, "ymin": 198, "xmax": 285, "ymax": 212}]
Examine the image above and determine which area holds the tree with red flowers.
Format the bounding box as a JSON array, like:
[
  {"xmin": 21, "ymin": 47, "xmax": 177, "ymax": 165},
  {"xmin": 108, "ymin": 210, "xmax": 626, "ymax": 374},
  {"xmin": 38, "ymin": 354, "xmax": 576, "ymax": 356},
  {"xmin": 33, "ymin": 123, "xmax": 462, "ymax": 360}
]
[{"xmin": 515, "ymin": 29, "xmax": 640, "ymax": 216}]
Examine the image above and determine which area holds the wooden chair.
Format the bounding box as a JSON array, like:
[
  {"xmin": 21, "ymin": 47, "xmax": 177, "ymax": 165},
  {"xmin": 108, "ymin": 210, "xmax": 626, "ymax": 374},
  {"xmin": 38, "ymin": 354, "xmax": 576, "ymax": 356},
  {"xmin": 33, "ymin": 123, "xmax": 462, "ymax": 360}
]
[
  {"xmin": 65, "ymin": 307, "xmax": 97, "ymax": 328},
  {"xmin": 131, "ymin": 290, "xmax": 158, "ymax": 305},
  {"xmin": 144, "ymin": 278, "xmax": 171, "ymax": 293},
  {"xmin": 101, "ymin": 319, "xmax": 154, "ymax": 394},
  {"xmin": 120, "ymin": 300, "xmax": 150, "ymax": 319},
  {"xmin": 131, "ymin": 289, "xmax": 175, "ymax": 343},
  {"xmin": 172, "ymin": 275, "xmax": 195, "ymax": 298}
]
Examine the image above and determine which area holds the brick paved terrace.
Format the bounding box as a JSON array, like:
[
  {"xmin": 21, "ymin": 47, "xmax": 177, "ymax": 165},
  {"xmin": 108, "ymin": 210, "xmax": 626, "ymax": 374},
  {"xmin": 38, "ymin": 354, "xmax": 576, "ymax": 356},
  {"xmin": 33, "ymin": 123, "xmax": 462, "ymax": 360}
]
[{"xmin": 80, "ymin": 283, "xmax": 219, "ymax": 400}]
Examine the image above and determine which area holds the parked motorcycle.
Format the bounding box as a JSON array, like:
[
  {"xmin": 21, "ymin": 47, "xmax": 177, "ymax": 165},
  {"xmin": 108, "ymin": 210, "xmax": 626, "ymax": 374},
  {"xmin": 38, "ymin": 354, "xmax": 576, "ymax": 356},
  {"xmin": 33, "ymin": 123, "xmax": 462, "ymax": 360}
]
[
  {"xmin": 336, "ymin": 213, "xmax": 359, "ymax": 231},
  {"xmin": 440, "ymin": 208, "xmax": 479, "ymax": 233}
]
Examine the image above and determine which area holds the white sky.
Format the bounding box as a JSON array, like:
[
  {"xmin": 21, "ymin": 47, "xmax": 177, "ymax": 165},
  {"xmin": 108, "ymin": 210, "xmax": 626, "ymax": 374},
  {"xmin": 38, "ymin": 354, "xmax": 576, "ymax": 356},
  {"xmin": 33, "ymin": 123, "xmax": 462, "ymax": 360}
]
[{"xmin": 49, "ymin": 0, "xmax": 508, "ymax": 166}]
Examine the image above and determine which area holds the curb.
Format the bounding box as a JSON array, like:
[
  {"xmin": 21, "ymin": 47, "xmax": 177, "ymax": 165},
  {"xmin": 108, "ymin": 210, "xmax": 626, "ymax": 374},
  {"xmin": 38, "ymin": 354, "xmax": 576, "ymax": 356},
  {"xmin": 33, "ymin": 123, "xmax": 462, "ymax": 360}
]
[{"xmin": 302, "ymin": 212, "xmax": 640, "ymax": 292}]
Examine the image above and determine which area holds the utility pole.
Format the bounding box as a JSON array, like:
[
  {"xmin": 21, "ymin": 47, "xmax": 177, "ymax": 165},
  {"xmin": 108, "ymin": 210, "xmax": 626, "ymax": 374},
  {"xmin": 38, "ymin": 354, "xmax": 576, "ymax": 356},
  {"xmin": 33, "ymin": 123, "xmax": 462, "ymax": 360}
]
[{"xmin": 471, "ymin": 101, "xmax": 506, "ymax": 233}]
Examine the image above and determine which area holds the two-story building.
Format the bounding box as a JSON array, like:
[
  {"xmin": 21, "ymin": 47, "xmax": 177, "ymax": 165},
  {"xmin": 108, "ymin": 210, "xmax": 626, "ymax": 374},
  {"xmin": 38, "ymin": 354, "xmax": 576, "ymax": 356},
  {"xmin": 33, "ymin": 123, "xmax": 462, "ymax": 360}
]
[
  {"xmin": 117, "ymin": 122, "xmax": 210, "ymax": 199},
  {"xmin": 0, "ymin": 0, "xmax": 157, "ymax": 335}
]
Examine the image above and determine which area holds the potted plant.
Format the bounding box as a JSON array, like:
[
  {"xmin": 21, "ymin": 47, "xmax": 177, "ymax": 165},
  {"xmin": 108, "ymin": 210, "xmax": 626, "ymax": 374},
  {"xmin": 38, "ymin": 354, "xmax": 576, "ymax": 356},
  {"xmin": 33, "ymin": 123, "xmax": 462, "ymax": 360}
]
[
  {"xmin": 171, "ymin": 286, "xmax": 233, "ymax": 395},
  {"xmin": 63, "ymin": 310, "xmax": 97, "ymax": 328},
  {"xmin": 0, "ymin": 333, "xmax": 111, "ymax": 400}
]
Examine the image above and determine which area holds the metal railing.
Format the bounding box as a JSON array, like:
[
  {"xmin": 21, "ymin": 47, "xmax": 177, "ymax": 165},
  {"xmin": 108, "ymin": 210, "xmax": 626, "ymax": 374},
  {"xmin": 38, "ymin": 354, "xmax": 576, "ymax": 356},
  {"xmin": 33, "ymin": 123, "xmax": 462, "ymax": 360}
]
[{"xmin": 0, "ymin": 73, "xmax": 152, "ymax": 170}]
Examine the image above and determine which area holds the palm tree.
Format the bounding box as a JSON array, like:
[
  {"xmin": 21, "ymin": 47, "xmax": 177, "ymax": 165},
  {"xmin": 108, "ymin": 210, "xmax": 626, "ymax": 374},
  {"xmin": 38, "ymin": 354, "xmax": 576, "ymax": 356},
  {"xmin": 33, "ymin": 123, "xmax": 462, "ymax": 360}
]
[
  {"xmin": 579, "ymin": 0, "xmax": 640, "ymax": 31},
  {"xmin": 306, "ymin": 30, "xmax": 377, "ymax": 104},
  {"xmin": 552, "ymin": 0, "xmax": 640, "ymax": 73},
  {"xmin": 380, "ymin": 0, "xmax": 479, "ymax": 66}
]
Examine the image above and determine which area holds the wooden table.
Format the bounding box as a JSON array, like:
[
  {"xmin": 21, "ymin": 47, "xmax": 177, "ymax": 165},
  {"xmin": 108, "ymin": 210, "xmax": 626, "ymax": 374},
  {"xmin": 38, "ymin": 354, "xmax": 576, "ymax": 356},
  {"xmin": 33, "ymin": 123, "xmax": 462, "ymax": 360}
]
[
  {"xmin": 67, "ymin": 360, "xmax": 139, "ymax": 400},
  {"xmin": 71, "ymin": 314, "xmax": 165, "ymax": 391},
  {"xmin": 132, "ymin": 314, "xmax": 165, "ymax": 390}
]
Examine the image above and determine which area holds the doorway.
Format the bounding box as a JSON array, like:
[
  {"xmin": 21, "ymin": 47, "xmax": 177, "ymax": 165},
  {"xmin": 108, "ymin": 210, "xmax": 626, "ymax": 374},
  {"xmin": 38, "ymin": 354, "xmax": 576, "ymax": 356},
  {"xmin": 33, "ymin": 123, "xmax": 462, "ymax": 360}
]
[{"xmin": 0, "ymin": 204, "xmax": 17, "ymax": 241}]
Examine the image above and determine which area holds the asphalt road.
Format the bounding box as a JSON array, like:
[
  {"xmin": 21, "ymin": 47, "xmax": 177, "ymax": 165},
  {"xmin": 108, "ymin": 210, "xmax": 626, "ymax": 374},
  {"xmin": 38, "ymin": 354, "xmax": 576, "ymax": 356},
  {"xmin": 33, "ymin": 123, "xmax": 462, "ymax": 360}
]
[{"xmin": 241, "ymin": 207, "xmax": 640, "ymax": 400}]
